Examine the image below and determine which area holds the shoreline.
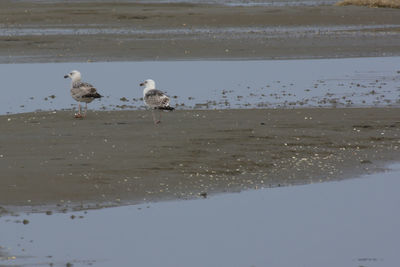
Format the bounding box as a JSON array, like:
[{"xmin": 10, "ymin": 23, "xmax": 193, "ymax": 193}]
[
  {"xmin": 1, "ymin": 158, "xmax": 399, "ymax": 216},
  {"xmin": 2, "ymin": 53, "xmax": 400, "ymax": 64},
  {"xmin": 1, "ymin": 108, "xmax": 399, "ymax": 214}
]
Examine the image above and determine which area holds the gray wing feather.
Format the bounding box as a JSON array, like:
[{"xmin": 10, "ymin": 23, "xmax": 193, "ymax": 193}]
[
  {"xmin": 71, "ymin": 82, "xmax": 99, "ymax": 102},
  {"xmin": 145, "ymin": 89, "xmax": 170, "ymax": 108}
]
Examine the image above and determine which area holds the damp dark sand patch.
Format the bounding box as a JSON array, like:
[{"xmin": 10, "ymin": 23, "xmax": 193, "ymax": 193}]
[{"xmin": 0, "ymin": 108, "xmax": 399, "ymax": 213}]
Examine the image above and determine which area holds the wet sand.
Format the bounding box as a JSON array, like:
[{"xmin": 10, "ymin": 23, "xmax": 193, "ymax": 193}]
[
  {"xmin": 1, "ymin": 1, "xmax": 400, "ymax": 62},
  {"xmin": 1, "ymin": 108, "xmax": 399, "ymax": 213}
]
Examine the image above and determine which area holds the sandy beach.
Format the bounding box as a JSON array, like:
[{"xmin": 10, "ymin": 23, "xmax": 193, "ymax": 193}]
[
  {"xmin": 1, "ymin": 108, "xmax": 399, "ymax": 213},
  {"xmin": 1, "ymin": 2, "xmax": 400, "ymax": 266},
  {"xmin": 0, "ymin": 1, "xmax": 399, "ymax": 214},
  {"xmin": 0, "ymin": 1, "xmax": 400, "ymax": 62}
]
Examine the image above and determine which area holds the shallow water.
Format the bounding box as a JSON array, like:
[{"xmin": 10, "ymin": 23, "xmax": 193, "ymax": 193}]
[
  {"xmin": 1, "ymin": 164, "xmax": 399, "ymax": 266},
  {"xmin": 0, "ymin": 57, "xmax": 399, "ymax": 115},
  {"xmin": 2, "ymin": 25, "xmax": 397, "ymax": 37}
]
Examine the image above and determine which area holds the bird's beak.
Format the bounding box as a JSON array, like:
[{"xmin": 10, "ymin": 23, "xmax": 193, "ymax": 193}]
[
  {"xmin": 64, "ymin": 75, "xmax": 69, "ymax": 79},
  {"xmin": 140, "ymin": 82, "xmax": 145, "ymax": 86}
]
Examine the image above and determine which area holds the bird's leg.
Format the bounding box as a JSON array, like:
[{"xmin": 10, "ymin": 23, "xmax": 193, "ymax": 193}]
[
  {"xmin": 151, "ymin": 109, "xmax": 158, "ymax": 125},
  {"xmin": 84, "ymin": 102, "xmax": 88, "ymax": 117},
  {"xmin": 158, "ymin": 109, "xmax": 162, "ymax": 123},
  {"xmin": 152, "ymin": 109, "xmax": 161, "ymax": 125},
  {"xmin": 75, "ymin": 103, "xmax": 83, "ymax": 118}
]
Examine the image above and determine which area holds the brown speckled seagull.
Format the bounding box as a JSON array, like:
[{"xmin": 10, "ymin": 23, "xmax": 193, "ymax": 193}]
[
  {"xmin": 140, "ymin": 79, "xmax": 174, "ymax": 124},
  {"xmin": 64, "ymin": 70, "xmax": 102, "ymax": 118}
]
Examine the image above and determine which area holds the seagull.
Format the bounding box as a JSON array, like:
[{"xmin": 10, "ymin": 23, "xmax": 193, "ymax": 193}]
[
  {"xmin": 140, "ymin": 79, "xmax": 174, "ymax": 124},
  {"xmin": 64, "ymin": 70, "xmax": 102, "ymax": 118}
]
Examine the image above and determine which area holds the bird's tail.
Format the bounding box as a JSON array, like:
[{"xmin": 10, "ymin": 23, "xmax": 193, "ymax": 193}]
[
  {"xmin": 93, "ymin": 93, "xmax": 103, "ymax": 99},
  {"xmin": 157, "ymin": 106, "xmax": 175, "ymax": 111},
  {"xmin": 84, "ymin": 93, "xmax": 102, "ymax": 99}
]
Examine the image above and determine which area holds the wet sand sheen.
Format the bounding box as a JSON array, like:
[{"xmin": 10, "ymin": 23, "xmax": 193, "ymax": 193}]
[{"xmin": 1, "ymin": 108, "xmax": 399, "ymax": 213}]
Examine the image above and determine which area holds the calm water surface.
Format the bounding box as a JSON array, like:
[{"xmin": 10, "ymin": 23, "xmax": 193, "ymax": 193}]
[
  {"xmin": 0, "ymin": 57, "xmax": 399, "ymax": 115},
  {"xmin": 1, "ymin": 164, "xmax": 400, "ymax": 267}
]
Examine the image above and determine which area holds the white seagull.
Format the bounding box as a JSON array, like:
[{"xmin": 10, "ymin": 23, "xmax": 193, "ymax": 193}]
[
  {"xmin": 140, "ymin": 79, "xmax": 174, "ymax": 124},
  {"xmin": 64, "ymin": 70, "xmax": 102, "ymax": 118}
]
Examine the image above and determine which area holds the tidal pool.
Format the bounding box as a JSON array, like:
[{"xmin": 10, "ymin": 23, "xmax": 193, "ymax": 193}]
[
  {"xmin": 0, "ymin": 56, "xmax": 399, "ymax": 115},
  {"xmin": 1, "ymin": 164, "xmax": 399, "ymax": 267}
]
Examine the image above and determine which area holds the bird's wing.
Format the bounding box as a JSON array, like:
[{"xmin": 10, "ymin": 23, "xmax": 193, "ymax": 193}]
[
  {"xmin": 145, "ymin": 89, "xmax": 170, "ymax": 107},
  {"xmin": 72, "ymin": 82, "xmax": 99, "ymax": 98}
]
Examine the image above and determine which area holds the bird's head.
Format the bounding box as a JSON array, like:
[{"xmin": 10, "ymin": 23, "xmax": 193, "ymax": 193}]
[
  {"xmin": 64, "ymin": 70, "xmax": 81, "ymax": 82},
  {"xmin": 140, "ymin": 79, "xmax": 156, "ymax": 89}
]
